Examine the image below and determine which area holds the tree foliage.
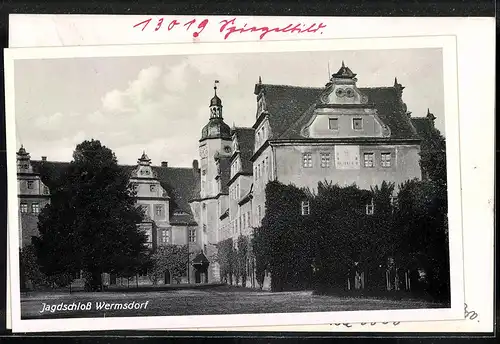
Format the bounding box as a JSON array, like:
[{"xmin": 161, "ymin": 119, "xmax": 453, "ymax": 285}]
[
  {"xmin": 252, "ymin": 178, "xmax": 449, "ymax": 300},
  {"xmin": 216, "ymin": 238, "xmax": 235, "ymax": 284},
  {"xmin": 150, "ymin": 244, "xmax": 189, "ymax": 284},
  {"xmin": 33, "ymin": 140, "xmax": 149, "ymax": 291}
]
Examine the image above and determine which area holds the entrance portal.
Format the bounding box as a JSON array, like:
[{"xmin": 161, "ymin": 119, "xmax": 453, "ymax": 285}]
[{"xmin": 191, "ymin": 251, "xmax": 210, "ymax": 284}]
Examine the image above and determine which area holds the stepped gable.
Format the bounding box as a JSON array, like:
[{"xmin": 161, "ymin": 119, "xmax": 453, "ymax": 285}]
[
  {"xmin": 258, "ymin": 83, "xmax": 420, "ymax": 141},
  {"xmin": 232, "ymin": 127, "xmax": 255, "ymax": 174},
  {"xmin": 30, "ymin": 160, "xmax": 199, "ymax": 225}
]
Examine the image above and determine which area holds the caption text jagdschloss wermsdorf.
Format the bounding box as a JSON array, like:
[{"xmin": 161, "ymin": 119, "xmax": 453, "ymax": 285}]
[{"xmin": 39, "ymin": 300, "xmax": 150, "ymax": 314}]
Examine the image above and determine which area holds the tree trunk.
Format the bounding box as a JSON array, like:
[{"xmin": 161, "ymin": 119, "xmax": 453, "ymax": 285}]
[{"xmin": 86, "ymin": 269, "xmax": 102, "ymax": 292}]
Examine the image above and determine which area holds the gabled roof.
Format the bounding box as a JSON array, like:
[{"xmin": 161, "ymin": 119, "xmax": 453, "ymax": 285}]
[
  {"xmin": 257, "ymin": 83, "xmax": 420, "ymax": 141},
  {"xmin": 259, "ymin": 84, "xmax": 323, "ymax": 139},
  {"xmin": 30, "ymin": 160, "xmax": 199, "ymax": 224},
  {"xmin": 192, "ymin": 251, "xmax": 210, "ymax": 265},
  {"xmin": 233, "ymin": 127, "xmax": 255, "ymax": 174}
]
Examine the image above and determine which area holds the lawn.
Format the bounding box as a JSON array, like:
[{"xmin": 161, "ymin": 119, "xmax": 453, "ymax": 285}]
[{"xmin": 21, "ymin": 285, "xmax": 447, "ymax": 319}]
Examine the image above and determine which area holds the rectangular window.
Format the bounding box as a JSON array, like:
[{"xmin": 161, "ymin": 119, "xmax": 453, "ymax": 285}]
[
  {"xmin": 254, "ymin": 166, "xmax": 258, "ymax": 180},
  {"xmin": 247, "ymin": 211, "xmax": 251, "ymax": 227},
  {"xmin": 320, "ymin": 153, "xmax": 331, "ymax": 168},
  {"xmin": 366, "ymin": 203, "xmax": 375, "ymax": 215},
  {"xmin": 20, "ymin": 203, "xmax": 28, "ymax": 213},
  {"xmin": 161, "ymin": 230, "xmax": 170, "ymax": 244},
  {"xmin": 302, "ymin": 153, "xmax": 313, "ymax": 168},
  {"xmin": 243, "ymin": 214, "xmax": 246, "ymax": 229},
  {"xmin": 353, "ymin": 118, "xmax": 363, "ymax": 130},
  {"xmin": 155, "ymin": 205, "xmax": 163, "ymax": 216},
  {"xmin": 27, "ymin": 181, "xmax": 34, "ymax": 189},
  {"xmin": 257, "ymin": 205, "xmax": 262, "ymax": 221},
  {"xmin": 301, "ymin": 200, "xmax": 310, "ymax": 216},
  {"xmin": 31, "ymin": 203, "xmax": 40, "ymax": 214},
  {"xmin": 329, "ymin": 118, "xmax": 339, "ymax": 130},
  {"xmin": 381, "ymin": 153, "xmax": 392, "ymax": 167},
  {"xmin": 189, "ymin": 228, "xmax": 196, "ymax": 243},
  {"xmin": 203, "ymin": 224, "xmax": 207, "ymax": 232},
  {"xmin": 150, "ymin": 184, "xmax": 156, "ymax": 192},
  {"xmin": 363, "ymin": 153, "xmax": 374, "ymax": 168}
]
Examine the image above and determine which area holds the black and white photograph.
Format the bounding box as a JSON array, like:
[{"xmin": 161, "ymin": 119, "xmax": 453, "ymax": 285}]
[{"xmin": 5, "ymin": 37, "xmax": 464, "ymax": 332}]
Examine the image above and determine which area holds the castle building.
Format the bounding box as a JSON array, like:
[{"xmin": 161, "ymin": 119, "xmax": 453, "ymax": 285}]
[{"xmin": 17, "ymin": 62, "xmax": 439, "ymax": 287}]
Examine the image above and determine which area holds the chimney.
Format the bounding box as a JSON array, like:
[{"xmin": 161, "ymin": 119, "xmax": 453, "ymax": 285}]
[
  {"xmin": 41, "ymin": 156, "xmax": 47, "ymax": 162},
  {"xmin": 192, "ymin": 159, "xmax": 199, "ymax": 171},
  {"xmin": 161, "ymin": 161, "xmax": 168, "ymax": 167}
]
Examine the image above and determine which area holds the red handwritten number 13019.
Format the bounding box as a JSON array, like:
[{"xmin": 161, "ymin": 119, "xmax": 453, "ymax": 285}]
[{"xmin": 133, "ymin": 18, "xmax": 209, "ymax": 38}]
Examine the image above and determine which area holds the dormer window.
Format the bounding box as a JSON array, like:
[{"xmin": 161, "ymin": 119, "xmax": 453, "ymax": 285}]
[
  {"xmin": 353, "ymin": 118, "xmax": 363, "ymax": 130},
  {"xmin": 27, "ymin": 181, "xmax": 34, "ymax": 189},
  {"xmin": 150, "ymin": 184, "xmax": 156, "ymax": 192},
  {"xmin": 329, "ymin": 118, "xmax": 339, "ymax": 130}
]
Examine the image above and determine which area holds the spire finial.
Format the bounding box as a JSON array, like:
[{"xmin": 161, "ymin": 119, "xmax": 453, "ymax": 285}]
[
  {"xmin": 214, "ymin": 80, "xmax": 220, "ymax": 95},
  {"xmin": 258, "ymin": 76, "xmax": 262, "ymax": 84},
  {"xmin": 394, "ymin": 77, "xmax": 398, "ymax": 85},
  {"xmin": 341, "ymin": 60, "xmax": 345, "ymax": 68}
]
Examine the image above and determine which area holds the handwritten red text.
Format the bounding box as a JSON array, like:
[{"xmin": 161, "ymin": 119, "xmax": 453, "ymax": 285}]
[
  {"xmin": 133, "ymin": 17, "xmax": 327, "ymax": 40},
  {"xmin": 133, "ymin": 17, "xmax": 209, "ymax": 38},
  {"xmin": 219, "ymin": 18, "xmax": 326, "ymax": 40}
]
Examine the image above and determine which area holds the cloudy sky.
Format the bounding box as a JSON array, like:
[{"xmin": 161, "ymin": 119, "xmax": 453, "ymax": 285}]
[{"xmin": 14, "ymin": 48, "xmax": 444, "ymax": 167}]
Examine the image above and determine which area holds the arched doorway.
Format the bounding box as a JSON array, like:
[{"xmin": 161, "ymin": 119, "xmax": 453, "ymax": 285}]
[{"xmin": 164, "ymin": 270, "xmax": 171, "ymax": 285}]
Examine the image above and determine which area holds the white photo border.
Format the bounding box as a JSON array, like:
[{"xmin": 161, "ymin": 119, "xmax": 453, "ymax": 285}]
[{"xmin": 5, "ymin": 35, "xmax": 464, "ymax": 333}]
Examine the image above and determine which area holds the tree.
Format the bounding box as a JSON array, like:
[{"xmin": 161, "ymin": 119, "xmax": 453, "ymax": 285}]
[
  {"xmin": 419, "ymin": 125, "xmax": 447, "ymax": 185},
  {"xmin": 236, "ymin": 235, "xmax": 250, "ymax": 287},
  {"xmin": 150, "ymin": 244, "xmax": 189, "ymax": 284},
  {"xmin": 216, "ymin": 238, "xmax": 235, "ymax": 285},
  {"xmin": 19, "ymin": 245, "xmax": 49, "ymax": 290},
  {"xmin": 251, "ymin": 227, "xmax": 269, "ymax": 289},
  {"xmin": 33, "ymin": 139, "xmax": 148, "ymax": 291},
  {"xmin": 395, "ymin": 178, "xmax": 449, "ymax": 300}
]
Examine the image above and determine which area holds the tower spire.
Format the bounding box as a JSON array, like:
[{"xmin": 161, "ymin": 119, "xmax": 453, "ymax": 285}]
[{"xmin": 341, "ymin": 60, "xmax": 345, "ymax": 68}]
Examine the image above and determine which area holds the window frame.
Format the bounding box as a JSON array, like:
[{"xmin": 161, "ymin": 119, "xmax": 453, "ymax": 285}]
[
  {"xmin": 20, "ymin": 203, "xmax": 28, "ymax": 213},
  {"xmin": 328, "ymin": 117, "xmax": 339, "ymax": 130},
  {"xmin": 31, "ymin": 202, "xmax": 40, "ymax": 214},
  {"xmin": 320, "ymin": 153, "xmax": 331, "ymax": 168},
  {"xmin": 380, "ymin": 152, "xmax": 392, "ymax": 168},
  {"xmin": 188, "ymin": 228, "xmax": 196, "ymax": 243},
  {"xmin": 302, "ymin": 153, "xmax": 313, "ymax": 168},
  {"xmin": 161, "ymin": 229, "xmax": 170, "ymax": 244},
  {"xmin": 155, "ymin": 204, "xmax": 163, "ymax": 216},
  {"xmin": 27, "ymin": 180, "xmax": 34, "ymax": 189},
  {"xmin": 301, "ymin": 200, "xmax": 310, "ymax": 216},
  {"xmin": 363, "ymin": 152, "xmax": 375, "ymax": 168},
  {"xmin": 352, "ymin": 118, "xmax": 363, "ymax": 131}
]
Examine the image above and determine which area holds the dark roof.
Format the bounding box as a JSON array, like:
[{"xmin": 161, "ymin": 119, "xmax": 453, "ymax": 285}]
[
  {"xmin": 260, "ymin": 84, "xmax": 323, "ymax": 139},
  {"xmin": 411, "ymin": 117, "xmax": 444, "ymax": 147},
  {"xmin": 30, "ymin": 160, "xmax": 199, "ymax": 224},
  {"xmin": 361, "ymin": 87, "xmax": 419, "ymax": 140},
  {"xmin": 217, "ymin": 156, "xmax": 231, "ymax": 194},
  {"xmin": 233, "ymin": 127, "xmax": 255, "ymax": 173},
  {"xmin": 192, "ymin": 251, "xmax": 210, "ymax": 265},
  {"xmin": 411, "ymin": 117, "xmax": 434, "ymax": 139},
  {"xmin": 258, "ymin": 84, "xmax": 420, "ymax": 141}
]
